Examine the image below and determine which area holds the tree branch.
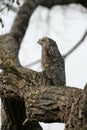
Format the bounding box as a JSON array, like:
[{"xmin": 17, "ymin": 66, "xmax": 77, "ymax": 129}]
[
  {"xmin": 10, "ymin": 0, "xmax": 45, "ymax": 44},
  {"xmin": 0, "ymin": 34, "xmax": 20, "ymax": 67},
  {"xmin": 0, "ymin": 0, "xmax": 45, "ymax": 68},
  {"xmin": 63, "ymin": 29, "xmax": 87, "ymax": 59},
  {"xmin": 0, "ymin": 65, "xmax": 44, "ymax": 130},
  {"xmin": 41, "ymin": 0, "xmax": 87, "ymax": 8},
  {"xmin": 1, "ymin": 80, "xmax": 87, "ymax": 129},
  {"xmin": 0, "ymin": 60, "xmax": 87, "ymax": 129}
]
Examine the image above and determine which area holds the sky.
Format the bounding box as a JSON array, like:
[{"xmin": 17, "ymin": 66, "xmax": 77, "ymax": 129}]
[{"xmin": 0, "ymin": 3, "xmax": 87, "ymax": 130}]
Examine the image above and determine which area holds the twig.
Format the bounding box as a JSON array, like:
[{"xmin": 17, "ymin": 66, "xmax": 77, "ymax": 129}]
[
  {"xmin": 63, "ymin": 29, "xmax": 87, "ymax": 59},
  {"xmin": 0, "ymin": 2, "xmax": 18, "ymax": 13},
  {"xmin": 0, "ymin": 6, "xmax": 7, "ymax": 12}
]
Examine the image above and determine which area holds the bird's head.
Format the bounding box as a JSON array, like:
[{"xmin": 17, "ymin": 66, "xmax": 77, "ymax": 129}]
[
  {"xmin": 38, "ymin": 37, "xmax": 49, "ymax": 46},
  {"xmin": 38, "ymin": 37, "xmax": 58, "ymax": 50}
]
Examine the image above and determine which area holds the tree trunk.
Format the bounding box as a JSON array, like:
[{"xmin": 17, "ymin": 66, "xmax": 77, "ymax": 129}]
[{"xmin": 0, "ymin": 0, "xmax": 45, "ymax": 130}]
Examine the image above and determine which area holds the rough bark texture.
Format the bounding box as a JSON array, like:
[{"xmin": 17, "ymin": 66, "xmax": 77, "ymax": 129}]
[
  {"xmin": 0, "ymin": 0, "xmax": 87, "ymax": 130},
  {"xmin": 1, "ymin": 81, "xmax": 87, "ymax": 130},
  {"xmin": 0, "ymin": 0, "xmax": 45, "ymax": 130}
]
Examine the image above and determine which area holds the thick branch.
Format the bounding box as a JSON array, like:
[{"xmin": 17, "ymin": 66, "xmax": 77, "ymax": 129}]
[
  {"xmin": 10, "ymin": 0, "xmax": 44, "ymax": 43},
  {"xmin": 23, "ymin": 86, "xmax": 82, "ymax": 123},
  {"xmin": 1, "ymin": 83, "xmax": 87, "ymax": 129},
  {"xmin": 0, "ymin": 34, "xmax": 20, "ymax": 67},
  {"xmin": 0, "ymin": 0, "xmax": 45, "ymax": 68},
  {"xmin": 0, "ymin": 66, "xmax": 44, "ymax": 130},
  {"xmin": 0, "ymin": 0, "xmax": 41, "ymax": 68},
  {"xmin": 41, "ymin": 0, "xmax": 87, "ymax": 8}
]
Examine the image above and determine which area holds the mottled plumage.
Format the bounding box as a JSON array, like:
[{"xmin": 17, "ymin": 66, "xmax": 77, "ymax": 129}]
[{"xmin": 38, "ymin": 37, "xmax": 66, "ymax": 86}]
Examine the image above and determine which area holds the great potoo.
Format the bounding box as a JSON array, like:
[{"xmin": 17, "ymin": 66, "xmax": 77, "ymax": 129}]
[{"xmin": 38, "ymin": 37, "xmax": 66, "ymax": 86}]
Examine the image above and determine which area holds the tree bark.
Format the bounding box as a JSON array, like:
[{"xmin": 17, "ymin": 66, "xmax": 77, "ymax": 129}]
[
  {"xmin": 0, "ymin": 0, "xmax": 45, "ymax": 130},
  {"xmin": 1, "ymin": 78, "xmax": 87, "ymax": 130},
  {"xmin": 0, "ymin": 0, "xmax": 87, "ymax": 130},
  {"xmin": 40, "ymin": 0, "xmax": 87, "ymax": 8}
]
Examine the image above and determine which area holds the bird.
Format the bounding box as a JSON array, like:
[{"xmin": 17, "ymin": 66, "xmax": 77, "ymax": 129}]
[{"xmin": 38, "ymin": 37, "xmax": 66, "ymax": 86}]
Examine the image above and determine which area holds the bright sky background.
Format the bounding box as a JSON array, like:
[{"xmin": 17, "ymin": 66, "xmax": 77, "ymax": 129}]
[{"xmin": 0, "ymin": 3, "xmax": 87, "ymax": 130}]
